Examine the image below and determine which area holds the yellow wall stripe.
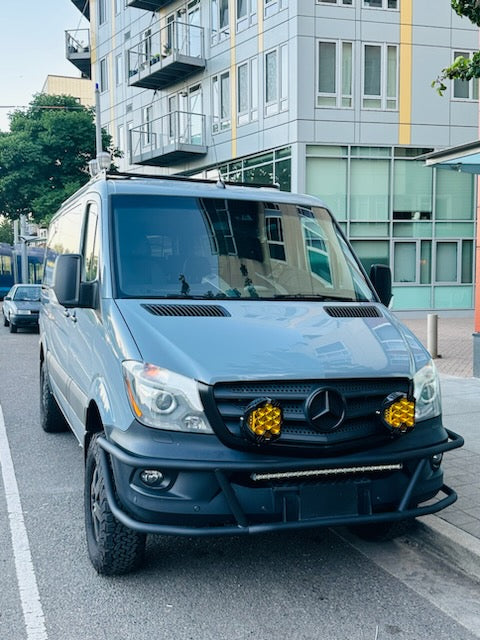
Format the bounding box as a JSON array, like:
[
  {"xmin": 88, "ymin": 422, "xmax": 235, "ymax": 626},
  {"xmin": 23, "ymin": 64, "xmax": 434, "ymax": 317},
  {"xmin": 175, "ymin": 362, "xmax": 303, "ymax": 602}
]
[{"xmin": 399, "ymin": 0, "xmax": 413, "ymax": 145}]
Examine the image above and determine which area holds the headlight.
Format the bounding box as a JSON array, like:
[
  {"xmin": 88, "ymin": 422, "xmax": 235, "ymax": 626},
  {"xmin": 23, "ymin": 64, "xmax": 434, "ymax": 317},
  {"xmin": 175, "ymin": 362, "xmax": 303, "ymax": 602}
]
[
  {"xmin": 413, "ymin": 360, "xmax": 441, "ymax": 422},
  {"xmin": 122, "ymin": 361, "xmax": 213, "ymax": 434}
]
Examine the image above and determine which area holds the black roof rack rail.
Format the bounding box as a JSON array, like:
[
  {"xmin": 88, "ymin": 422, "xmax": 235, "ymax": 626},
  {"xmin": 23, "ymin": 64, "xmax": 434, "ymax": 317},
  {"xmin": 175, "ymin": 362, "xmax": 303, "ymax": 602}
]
[{"xmin": 103, "ymin": 171, "xmax": 280, "ymax": 190}]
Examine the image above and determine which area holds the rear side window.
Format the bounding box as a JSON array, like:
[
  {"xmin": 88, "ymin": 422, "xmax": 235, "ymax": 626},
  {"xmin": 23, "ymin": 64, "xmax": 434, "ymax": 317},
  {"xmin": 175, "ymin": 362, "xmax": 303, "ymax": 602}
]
[{"xmin": 43, "ymin": 205, "xmax": 83, "ymax": 286}]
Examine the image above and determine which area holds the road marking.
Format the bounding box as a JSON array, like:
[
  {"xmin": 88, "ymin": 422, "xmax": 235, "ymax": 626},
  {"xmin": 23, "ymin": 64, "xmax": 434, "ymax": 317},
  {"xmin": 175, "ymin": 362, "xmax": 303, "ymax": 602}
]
[{"xmin": 0, "ymin": 405, "xmax": 48, "ymax": 640}]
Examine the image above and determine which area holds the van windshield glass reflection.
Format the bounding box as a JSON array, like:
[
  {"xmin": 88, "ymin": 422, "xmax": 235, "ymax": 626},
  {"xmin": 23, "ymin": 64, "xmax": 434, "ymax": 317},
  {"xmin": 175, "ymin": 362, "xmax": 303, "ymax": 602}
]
[{"xmin": 111, "ymin": 194, "xmax": 373, "ymax": 301}]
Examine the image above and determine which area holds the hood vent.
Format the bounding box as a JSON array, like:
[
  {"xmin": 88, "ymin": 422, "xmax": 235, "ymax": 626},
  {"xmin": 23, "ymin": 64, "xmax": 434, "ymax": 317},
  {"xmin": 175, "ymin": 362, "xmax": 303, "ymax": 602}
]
[
  {"xmin": 324, "ymin": 305, "xmax": 382, "ymax": 318},
  {"xmin": 142, "ymin": 303, "xmax": 230, "ymax": 318}
]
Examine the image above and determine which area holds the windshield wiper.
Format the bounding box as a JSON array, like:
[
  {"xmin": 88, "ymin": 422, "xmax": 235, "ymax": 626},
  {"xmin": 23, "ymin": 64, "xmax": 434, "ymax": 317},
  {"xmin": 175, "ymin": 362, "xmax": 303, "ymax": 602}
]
[{"xmin": 273, "ymin": 294, "xmax": 358, "ymax": 302}]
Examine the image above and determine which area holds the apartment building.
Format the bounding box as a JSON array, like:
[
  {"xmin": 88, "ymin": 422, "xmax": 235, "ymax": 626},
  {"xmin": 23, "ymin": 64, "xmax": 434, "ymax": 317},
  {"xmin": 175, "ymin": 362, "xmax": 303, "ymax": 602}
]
[{"xmin": 67, "ymin": 0, "xmax": 479, "ymax": 311}]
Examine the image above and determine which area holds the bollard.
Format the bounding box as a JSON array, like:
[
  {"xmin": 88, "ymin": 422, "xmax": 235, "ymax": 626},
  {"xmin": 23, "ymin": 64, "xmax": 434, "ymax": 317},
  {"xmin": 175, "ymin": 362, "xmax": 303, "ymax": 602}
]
[{"xmin": 427, "ymin": 313, "xmax": 438, "ymax": 358}]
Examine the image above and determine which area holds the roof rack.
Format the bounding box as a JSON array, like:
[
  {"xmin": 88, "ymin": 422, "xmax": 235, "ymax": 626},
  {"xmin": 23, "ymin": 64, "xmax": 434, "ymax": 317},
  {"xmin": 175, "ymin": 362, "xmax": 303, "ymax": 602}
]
[{"xmin": 103, "ymin": 171, "xmax": 280, "ymax": 190}]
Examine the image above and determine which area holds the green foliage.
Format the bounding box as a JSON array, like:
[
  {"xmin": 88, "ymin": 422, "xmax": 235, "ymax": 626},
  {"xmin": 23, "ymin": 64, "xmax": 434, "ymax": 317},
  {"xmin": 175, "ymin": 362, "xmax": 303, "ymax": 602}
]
[
  {"xmin": 433, "ymin": 1, "xmax": 480, "ymax": 94},
  {"xmin": 451, "ymin": 0, "xmax": 480, "ymax": 25},
  {"xmin": 0, "ymin": 218, "xmax": 13, "ymax": 244},
  {"xmin": 0, "ymin": 93, "xmax": 120, "ymax": 225}
]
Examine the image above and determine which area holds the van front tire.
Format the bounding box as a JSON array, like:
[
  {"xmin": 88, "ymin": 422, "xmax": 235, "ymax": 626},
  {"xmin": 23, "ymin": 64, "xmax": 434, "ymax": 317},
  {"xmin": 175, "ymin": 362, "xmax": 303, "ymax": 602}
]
[{"xmin": 85, "ymin": 434, "xmax": 146, "ymax": 575}]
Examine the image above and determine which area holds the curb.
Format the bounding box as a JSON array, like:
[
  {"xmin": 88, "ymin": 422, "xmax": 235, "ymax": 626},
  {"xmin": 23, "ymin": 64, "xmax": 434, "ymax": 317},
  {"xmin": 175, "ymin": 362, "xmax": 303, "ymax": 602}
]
[{"xmin": 414, "ymin": 515, "xmax": 480, "ymax": 582}]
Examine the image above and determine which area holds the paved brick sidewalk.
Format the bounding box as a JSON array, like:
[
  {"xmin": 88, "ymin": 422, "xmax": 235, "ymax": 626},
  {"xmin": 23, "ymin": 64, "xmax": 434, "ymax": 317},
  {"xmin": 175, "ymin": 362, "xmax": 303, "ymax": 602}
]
[
  {"xmin": 397, "ymin": 313, "xmax": 480, "ymax": 540},
  {"xmin": 399, "ymin": 314, "xmax": 474, "ymax": 378}
]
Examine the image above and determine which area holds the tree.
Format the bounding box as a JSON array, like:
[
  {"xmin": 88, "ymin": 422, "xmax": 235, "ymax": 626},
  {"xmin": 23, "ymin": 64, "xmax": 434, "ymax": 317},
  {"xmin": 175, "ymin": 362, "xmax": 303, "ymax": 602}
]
[
  {"xmin": 433, "ymin": 1, "xmax": 480, "ymax": 94},
  {"xmin": 0, "ymin": 218, "xmax": 13, "ymax": 244},
  {"xmin": 0, "ymin": 94, "xmax": 120, "ymax": 225}
]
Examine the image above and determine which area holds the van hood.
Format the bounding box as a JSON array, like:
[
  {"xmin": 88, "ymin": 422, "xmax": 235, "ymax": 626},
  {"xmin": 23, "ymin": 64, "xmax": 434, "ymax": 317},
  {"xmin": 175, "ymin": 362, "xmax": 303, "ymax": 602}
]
[{"xmin": 114, "ymin": 300, "xmax": 430, "ymax": 385}]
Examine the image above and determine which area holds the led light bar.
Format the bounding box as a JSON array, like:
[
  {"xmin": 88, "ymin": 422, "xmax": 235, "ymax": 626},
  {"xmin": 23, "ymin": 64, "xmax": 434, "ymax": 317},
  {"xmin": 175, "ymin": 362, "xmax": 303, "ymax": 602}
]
[{"xmin": 251, "ymin": 464, "xmax": 403, "ymax": 482}]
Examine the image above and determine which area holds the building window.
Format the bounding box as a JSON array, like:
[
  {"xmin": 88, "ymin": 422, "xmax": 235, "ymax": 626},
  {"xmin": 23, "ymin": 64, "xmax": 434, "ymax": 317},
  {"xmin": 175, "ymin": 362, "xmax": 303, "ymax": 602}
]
[
  {"xmin": 99, "ymin": 57, "xmax": 108, "ymax": 92},
  {"xmin": 265, "ymin": 45, "xmax": 288, "ymax": 116},
  {"xmin": 142, "ymin": 106, "xmax": 153, "ymax": 146},
  {"xmin": 264, "ymin": 0, "xmax": 285, "ymax": 17},
  {"xmin": 237, "ymin": 58, "xmax": 258, "ymax": 125},
  {"xmin": 115, "ymin": 53, "xmax": 123, "ymax": 86},
  {"xmin": 317, "ymin": 40, "xmax": 353, "ymax": 107},
  {"xmin": 114, "ymin": 0, "xmax": 121, "ymax": 14},
  {"xmin": 393, "ymin": 241, "xmax": 432, "ymax": 284},
  {"xmin": 237, "ymin": 0, "xmax": 257, "ymax": 30},
  {"xmin": 364, "ymin": 0, "xmax": 398, "ymax": 8},
  {"xmin": 317, "ymin": 0, "xmax": 353, "ymax": 5},
  {"xmin": 212, "ymin": 0, "xmax": 230, "ymax": 43},
  {"xmin": 363, "ymin": 43, "xmax": 398, "ymax": 109},
  {"xmin": 98, "ymin": 0, "xmax": 106, "ymax": 24},
  {"xmin": 452, "ymin": 51, "xmax": 479, "ymax": 100},
  {"xmin": 212, "ymin": 71, "xmax": 231, "ymax": 132}
]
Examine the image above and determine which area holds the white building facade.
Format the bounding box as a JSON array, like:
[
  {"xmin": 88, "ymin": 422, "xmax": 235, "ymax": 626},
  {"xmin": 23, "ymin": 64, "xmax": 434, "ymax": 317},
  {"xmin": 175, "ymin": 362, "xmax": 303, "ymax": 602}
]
[{"xmin": 68, "ymin": 0, "xmax": 479, "ymax": 311}]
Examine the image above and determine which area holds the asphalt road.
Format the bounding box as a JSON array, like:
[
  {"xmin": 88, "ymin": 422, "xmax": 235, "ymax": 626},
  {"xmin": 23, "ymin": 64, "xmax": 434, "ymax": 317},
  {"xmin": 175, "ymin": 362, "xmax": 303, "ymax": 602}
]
[{"xmin": 1, "ymin": 319, "xmax": 480, "ymax": 640}]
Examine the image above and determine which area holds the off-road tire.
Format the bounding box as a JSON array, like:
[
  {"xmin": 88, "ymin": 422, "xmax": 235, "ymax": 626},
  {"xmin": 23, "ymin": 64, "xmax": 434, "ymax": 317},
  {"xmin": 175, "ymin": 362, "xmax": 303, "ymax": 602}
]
[
  {"xmin": 350, "ymin": 518, "xmax": 415, "ymax": 542},
  {"xmin": 85, "ymin": 434, "xmax": 146, "ymax": 575},
  {"xmin": 40, "ymin": 361, "xmax": 69, "ymax": 433}
]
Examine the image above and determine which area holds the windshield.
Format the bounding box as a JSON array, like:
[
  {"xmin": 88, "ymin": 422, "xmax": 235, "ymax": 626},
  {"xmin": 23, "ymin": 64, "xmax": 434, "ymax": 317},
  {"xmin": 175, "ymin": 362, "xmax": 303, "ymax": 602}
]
[
  {"xmin": 112, "ymin": 194, "xmax": 374, "ymax": 302},
  {"xmin": 13, "ymin": 286, "xmax": 41, "ymax": 301}
]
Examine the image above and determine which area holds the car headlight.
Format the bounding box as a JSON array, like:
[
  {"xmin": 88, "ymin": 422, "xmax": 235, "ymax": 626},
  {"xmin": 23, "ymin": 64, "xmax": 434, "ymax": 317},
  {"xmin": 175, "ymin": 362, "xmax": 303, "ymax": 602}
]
[
  {"xmin": 413, "ymin": 360, "xmax": 441, "ymax": 422},
  {"xmin": 122, "ymin": 361, "xmax": 213, "ymax": 434}
]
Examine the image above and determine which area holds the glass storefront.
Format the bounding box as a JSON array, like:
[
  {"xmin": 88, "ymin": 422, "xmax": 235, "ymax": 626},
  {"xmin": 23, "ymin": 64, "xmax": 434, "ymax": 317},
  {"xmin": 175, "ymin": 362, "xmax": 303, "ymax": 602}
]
[{"xmin": 306, "ymin": 145, "xmax": 476, "ymax": 310}]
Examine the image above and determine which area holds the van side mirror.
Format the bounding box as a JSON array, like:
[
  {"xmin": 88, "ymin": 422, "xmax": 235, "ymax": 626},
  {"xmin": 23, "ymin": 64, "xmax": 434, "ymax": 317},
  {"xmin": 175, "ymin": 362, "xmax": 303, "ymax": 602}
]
[
  {"xmin": 53, "ymin": 254, "xmax": 97, "ymax": 309},
  {"xmin": 369, "ymin": 264, "xmax": 392, "ymax": 307}
]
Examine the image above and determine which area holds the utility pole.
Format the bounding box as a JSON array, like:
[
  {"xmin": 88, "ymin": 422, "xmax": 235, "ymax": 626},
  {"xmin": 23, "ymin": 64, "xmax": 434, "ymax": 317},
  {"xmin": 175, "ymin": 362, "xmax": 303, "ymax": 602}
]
[{"xmin": 20, "ymin": 215, "xmax": 28, "ymax": 284}]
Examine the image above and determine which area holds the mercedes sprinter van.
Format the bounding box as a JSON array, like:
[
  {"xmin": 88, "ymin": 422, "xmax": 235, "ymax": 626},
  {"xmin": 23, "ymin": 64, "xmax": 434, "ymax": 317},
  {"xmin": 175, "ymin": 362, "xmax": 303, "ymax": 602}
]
[{"xmin": 39, "ymin": 172, "xmax": 463, "ymax": 574}]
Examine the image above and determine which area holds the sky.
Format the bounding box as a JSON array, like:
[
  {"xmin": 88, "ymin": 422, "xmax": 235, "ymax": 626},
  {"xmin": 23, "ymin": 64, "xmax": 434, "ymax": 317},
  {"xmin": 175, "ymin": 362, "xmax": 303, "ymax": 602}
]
[{"xmin": 0, "ymin": 1, "xmax": 88, "ymax": 132}]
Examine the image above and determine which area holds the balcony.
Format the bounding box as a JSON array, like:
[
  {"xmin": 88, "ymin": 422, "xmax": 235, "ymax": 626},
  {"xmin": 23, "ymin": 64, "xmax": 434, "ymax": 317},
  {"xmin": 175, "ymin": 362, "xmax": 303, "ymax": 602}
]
[
  {"xmin": 70, "ymin": 0, "xmax": 90, "ymax": 19},
  {"xmin": 127, "ymin": 0, "xmax": 175, "ymax": 10},
  {"xmin": 130, "ymin": 112, "xmax": 207, "ymax": 167},
  {"xmin": 128, "ymin": 20, "xmax": 205, "ymax": 90},
  {"xmin": 65, "ymin": 30, "xmax": 91, "ymax": 78}
]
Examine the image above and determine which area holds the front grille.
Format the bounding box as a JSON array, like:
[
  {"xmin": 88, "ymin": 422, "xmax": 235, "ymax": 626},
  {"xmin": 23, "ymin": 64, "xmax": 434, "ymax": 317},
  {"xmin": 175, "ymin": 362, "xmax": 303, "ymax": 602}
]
[{"xmin": 208, "ymin": 378, "xmax": 410, "ymax": 451}]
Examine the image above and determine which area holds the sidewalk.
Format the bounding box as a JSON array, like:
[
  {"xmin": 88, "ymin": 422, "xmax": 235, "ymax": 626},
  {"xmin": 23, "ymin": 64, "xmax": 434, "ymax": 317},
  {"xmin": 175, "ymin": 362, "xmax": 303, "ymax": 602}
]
[{"xmin": 398, "ymin": 313, "xmax": 480, "ymax": 573}]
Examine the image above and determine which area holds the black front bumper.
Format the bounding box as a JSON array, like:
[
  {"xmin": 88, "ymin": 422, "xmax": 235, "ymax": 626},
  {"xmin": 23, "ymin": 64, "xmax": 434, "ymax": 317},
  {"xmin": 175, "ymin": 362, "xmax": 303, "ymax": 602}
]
[
  {"xmin": 11, "ymin": 313, "xmax": 39, "ymax": 327},
  {"xmin": 97, "ymin": 426, "xmax": 463, "ymax": 536}
]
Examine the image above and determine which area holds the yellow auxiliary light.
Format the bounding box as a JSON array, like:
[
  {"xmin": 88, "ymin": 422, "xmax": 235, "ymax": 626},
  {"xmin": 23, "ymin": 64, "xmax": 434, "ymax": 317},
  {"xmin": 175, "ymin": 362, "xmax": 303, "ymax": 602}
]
[
  {"xmin": 241, "ymin": 398, "xmax": 283, "ymax": 444},
  {"xmin": 379, "ymin": 392, "xmax": 415, "ymax": 435}
]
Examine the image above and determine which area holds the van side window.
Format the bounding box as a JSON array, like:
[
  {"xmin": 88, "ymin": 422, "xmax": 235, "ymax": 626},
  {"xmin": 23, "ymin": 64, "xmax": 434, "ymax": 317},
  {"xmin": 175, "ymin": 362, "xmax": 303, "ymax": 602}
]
[
  {"xmin": 43, "ymin": 205, "xmax": 83, "ymax": 286},
  {"xmin": 83, "ymin": 204, "xmax": 99, "ymax": 282}
]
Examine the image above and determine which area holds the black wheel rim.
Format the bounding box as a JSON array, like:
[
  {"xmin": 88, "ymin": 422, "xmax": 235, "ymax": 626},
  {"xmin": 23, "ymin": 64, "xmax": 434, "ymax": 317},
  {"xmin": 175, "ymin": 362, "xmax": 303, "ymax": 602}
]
[{"xmin": 90, "ymin": 465, "xmax": 102, "ymax": 543}]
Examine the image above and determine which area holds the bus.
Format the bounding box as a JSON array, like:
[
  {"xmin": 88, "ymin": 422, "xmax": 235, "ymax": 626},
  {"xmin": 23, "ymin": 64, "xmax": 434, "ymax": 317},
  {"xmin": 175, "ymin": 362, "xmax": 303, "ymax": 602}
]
[{"xmin": 0, "ymin": 243, "xmax": 44, "ymax": 299}]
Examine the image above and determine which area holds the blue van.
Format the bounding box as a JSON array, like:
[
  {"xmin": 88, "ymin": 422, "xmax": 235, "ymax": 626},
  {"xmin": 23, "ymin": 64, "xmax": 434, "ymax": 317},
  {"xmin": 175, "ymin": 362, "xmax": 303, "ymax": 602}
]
[{"xmin": 39, "ymin": 172, "xmax": 463, "ymax": 575}]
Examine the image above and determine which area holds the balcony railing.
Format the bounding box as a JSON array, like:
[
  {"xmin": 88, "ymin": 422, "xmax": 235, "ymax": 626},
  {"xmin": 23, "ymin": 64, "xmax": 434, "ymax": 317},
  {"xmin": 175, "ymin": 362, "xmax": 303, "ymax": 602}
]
[
  {"xmin": 65, "ymin": 30, "xmax": 91, "ymax": 78},
  {"xmin": 128, "ymin": 20, "xmax": 205, "ymax": 90},
  {"xmin": 127, "ymin": 0, "xmax": 175, "ymax": 10},
  {"xmin": 70, "ymin": 0, "xmax": 90, "ymax": 19},
  {"xmin": 130, "ymin": 111, "xmax": 207, "ymax": 166}
]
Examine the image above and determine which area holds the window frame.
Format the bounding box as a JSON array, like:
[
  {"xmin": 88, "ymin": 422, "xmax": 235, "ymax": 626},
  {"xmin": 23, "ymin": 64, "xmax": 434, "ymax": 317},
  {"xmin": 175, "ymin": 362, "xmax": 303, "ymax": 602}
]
[
  {"xmin": 317, "ymin": 39, "xmax": 353, "ymax": 108},
  {"xmin": 237, "ymin": 57, "xmax": 258, "ymax": 125},
  {"xmin": 237, "ymin": 0, "xmax": 257, "ymax": 31},
  {"xmin": 452, "ymin": 50, "xmax": 479, "ymax": 101},
  {"xmin": 264, "ymin": 44, "xmax": 288, "ymax": 116},
  {"xmin": 212, "ymin": 71, "xmax": 231, "ymax": 133},
  {"xmin": 99, "ymin": 57, "xmax": 109, "ymax": 93},
  {"xmin": 363, "ymin": 0, "xmax": 398, "ymax": 9},
  {"xmin": 317, "ymin": 0, "xmax": 353, "ymax": 5},
  {"xmin": 362, "ymin": 42, "xmax": 398, "ymax": 110}
]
